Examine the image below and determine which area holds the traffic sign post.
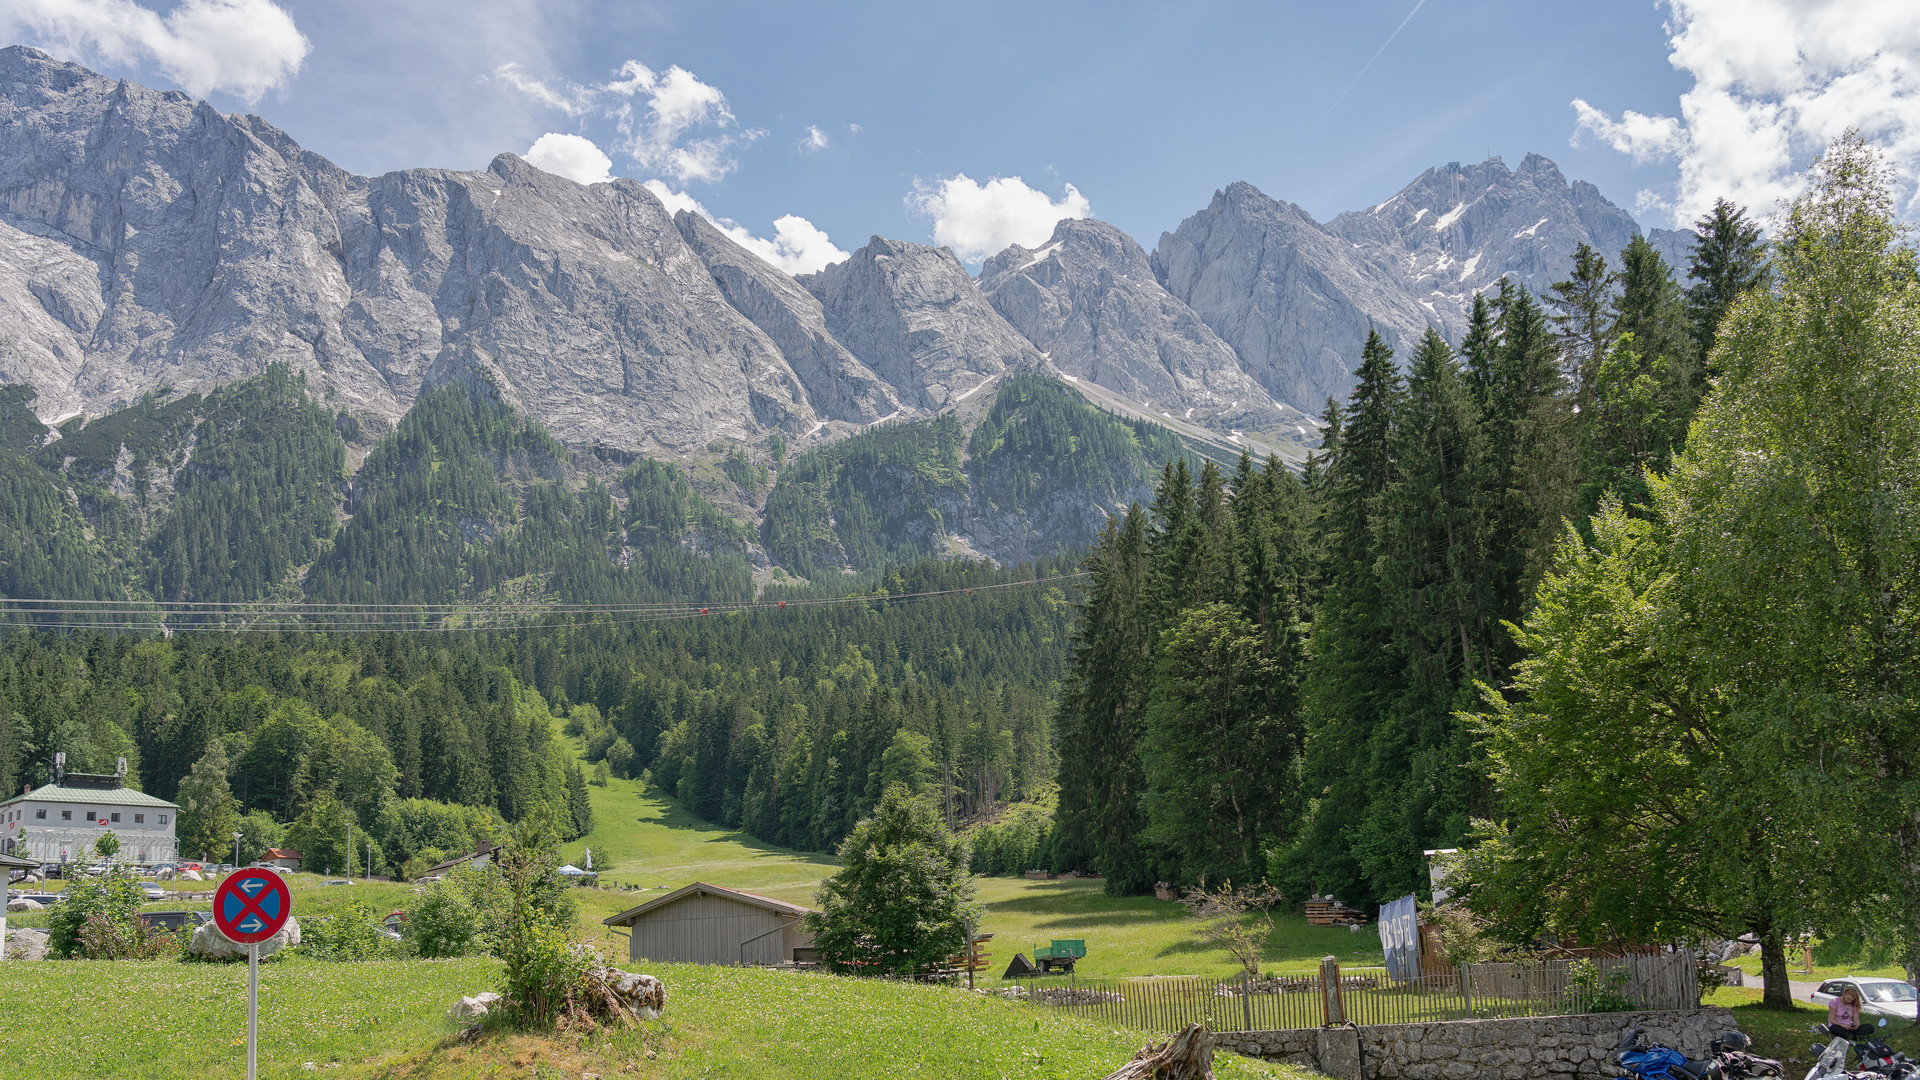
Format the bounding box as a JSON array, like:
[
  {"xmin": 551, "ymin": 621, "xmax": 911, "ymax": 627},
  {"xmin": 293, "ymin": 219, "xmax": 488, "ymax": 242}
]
[{"xmin": 213, "ymin": 870, "xmax": 292, "ymax": 1080}]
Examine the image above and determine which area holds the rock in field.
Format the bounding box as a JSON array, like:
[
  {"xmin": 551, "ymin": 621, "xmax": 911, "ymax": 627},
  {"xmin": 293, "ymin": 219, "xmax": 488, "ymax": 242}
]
[
  {"xmin": 449, "ymin": 992, "xmax": 502, "ymax": 1020},
  {"xmin": 188, "ymin": 917, "xmax": 301, "ymax": 960}
]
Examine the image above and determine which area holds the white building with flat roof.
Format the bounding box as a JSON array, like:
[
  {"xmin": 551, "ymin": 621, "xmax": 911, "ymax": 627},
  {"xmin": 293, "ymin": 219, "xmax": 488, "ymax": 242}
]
[{"xmin": 0, "ymin": 756, "xmax": 179, "ymax": 866}]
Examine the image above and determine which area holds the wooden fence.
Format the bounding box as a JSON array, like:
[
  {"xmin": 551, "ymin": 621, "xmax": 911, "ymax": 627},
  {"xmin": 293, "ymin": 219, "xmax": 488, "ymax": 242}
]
[{"xmin": 1002, "ymin": 951, "xmax": 1699, "ymax": 1034}]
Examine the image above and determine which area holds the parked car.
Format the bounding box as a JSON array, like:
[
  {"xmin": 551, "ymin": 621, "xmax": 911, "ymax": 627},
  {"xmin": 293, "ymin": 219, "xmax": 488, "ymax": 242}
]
[
  {"xmin": 139, "ymin": 883, "xmax": 166, "ymax": 900},
  {"xmin": 322, "ymin": 879, "xmax": 352, "ymax": 887},
  {"xmin": 1811, "ymin": 978, "xmax": 1919, "ymax": 1021}
]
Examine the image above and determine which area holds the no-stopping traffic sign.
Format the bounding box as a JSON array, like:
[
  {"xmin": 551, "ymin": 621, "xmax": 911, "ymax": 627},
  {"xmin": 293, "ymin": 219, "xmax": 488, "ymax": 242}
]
[{"xmin": 214, "ymin": 869, "xmax": 291, "ymax": 944}]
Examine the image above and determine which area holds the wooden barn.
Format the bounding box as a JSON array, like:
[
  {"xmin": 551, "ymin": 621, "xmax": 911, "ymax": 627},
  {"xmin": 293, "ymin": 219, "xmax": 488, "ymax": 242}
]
[{"xmin": 602, "ymin": 882, "xmax": 816, "ymax": 966}]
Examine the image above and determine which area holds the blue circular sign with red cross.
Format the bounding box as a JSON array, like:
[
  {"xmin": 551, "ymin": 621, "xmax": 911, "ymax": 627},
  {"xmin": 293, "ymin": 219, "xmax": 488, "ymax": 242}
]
[{"xmin": 213, "ymin": 869, "xmax": 292, "ymax": 944}]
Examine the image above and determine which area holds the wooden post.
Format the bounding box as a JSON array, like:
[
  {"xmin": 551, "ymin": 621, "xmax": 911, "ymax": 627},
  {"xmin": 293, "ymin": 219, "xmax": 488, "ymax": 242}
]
[
  {"xmin": 1320, "ymin": 956, "xmax": 1344, "ymax": 1025},
  {"xmin": 1242, "ymin": 970, "xmax": 1253, "ymax": 1032},
  {"xmin": 1457, "ymin": 962, "xmax": 1473, "ymax": 1018}
]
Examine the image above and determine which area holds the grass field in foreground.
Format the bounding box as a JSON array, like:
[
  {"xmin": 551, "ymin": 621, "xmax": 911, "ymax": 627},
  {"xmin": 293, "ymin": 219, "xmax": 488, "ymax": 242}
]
[{"xmin": 0, "ymin": 956, "xmax": 1310, "ymax": 1080}]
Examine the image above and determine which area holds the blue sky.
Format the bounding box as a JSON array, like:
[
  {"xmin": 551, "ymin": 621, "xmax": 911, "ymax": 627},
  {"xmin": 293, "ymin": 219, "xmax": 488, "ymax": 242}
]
[{"xmin": 6, "ymin": 1, "xmax": 1916, "ymax": 272}]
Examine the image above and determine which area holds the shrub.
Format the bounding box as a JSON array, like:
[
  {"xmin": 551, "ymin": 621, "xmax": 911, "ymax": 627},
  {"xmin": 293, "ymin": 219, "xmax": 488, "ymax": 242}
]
[
  {"xmin": 1179, "ymin": 880, "xmax": 1284, "ymax": 976},
  {"xmin": 46, "ymin": 866, "xmax": 145, "ymax": 959},
  {"xmin": 494, "ymin": 813, "xmax": 587, "ymax": 1028},
  {"xmin": 300, "ymin": 899, "xmax": 399, "ymax": 961},
  {"xmin": 77, "ymin": 913, "xmax": 182, "ymax": 960},
  {"xmin": 407, "ymin": 879, "xmax": 479, "ymax": 959},
  {"xmin": 1572, "ymin": 959, "xmax": 1637, "ymax": 1012}
]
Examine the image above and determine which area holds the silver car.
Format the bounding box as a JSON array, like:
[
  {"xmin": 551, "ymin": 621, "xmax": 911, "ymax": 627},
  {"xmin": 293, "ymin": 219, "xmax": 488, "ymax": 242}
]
[{"xmin": 1810, "ymin": 977, "xmax": 1919, "ymax": 1021}]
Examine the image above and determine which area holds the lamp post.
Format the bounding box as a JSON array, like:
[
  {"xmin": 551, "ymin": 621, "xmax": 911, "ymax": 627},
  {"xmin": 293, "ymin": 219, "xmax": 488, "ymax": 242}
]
[{"xmin": 233, "ymin": 832, "xmax": 242, "ymax": 875}]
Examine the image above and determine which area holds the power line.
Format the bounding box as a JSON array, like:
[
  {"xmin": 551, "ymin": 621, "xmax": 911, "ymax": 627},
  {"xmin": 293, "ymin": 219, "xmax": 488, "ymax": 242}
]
[{"xmin": 0, "ymin": 571, "xmax": 1089, "ymax": 633}]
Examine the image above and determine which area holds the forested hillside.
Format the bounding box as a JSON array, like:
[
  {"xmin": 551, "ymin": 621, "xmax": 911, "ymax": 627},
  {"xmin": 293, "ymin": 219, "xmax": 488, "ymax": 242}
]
[
  {"xmin": 2, "ymin": 557, "xmax": 1075, "ymax": 870},
  {"xmin": 1056, "ymin": 199, "xmax": 1771, "ymax": 903}
]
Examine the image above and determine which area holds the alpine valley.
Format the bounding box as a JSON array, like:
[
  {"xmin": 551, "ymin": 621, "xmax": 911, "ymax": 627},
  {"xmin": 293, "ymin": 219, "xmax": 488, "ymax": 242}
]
[{"xmin": 0, "ymin": 46, "xmax": 1694, "ymax": 601}]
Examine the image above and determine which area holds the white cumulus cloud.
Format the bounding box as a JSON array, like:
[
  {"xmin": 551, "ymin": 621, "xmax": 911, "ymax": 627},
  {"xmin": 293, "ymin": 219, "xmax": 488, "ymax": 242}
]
[
  {"xmin": 524, "ymin": 132, "xmax": 613, "ymax": 185},
  {"xmin": 495, "ymin": 58, "xmax": 751, "ymax": 185},
  {"xmin": 3, "ymin": 0, "xmax": 311, "ymax": 103},
  {"xmin": 800, "ymin": 125, "xmax": 829, "ymax": 152},
  {"xmin": 906, "ymin": 174, "xmax": 1093, "ymax": 263},
  {"xmin": 1570, "ymin": 0, "xmax": 1920, "ymax": 225},
  {"xmin": 643, "ymin": 181, "xmax": 848, "ymax": 276}
]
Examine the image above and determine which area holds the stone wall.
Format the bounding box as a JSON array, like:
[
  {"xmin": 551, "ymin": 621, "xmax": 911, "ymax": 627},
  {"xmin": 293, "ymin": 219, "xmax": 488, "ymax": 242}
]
[{"xmin": 1228, "ymin": 1007, "xmax": 1737, "ymax": 1080}]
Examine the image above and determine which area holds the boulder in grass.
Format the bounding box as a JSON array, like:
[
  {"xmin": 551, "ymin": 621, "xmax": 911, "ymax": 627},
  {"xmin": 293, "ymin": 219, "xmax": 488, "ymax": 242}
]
[
  {"xmin": 188, "ymin": 917, "xmax": 300, "ymax": 960},
  {"xmin": 6, "ymin": 928, "xmax": 49, "ymax": 961},
  {"xmin": 449, "ymin": 992, "xmax": 502, "ymax": 1021},
  {"xmin": 6, "ymin": 898, "xmax": 43, "ymax": 912},
  {"xmin": 607, "ymin": 970, "xmax": 666, "ymax": 1020}
]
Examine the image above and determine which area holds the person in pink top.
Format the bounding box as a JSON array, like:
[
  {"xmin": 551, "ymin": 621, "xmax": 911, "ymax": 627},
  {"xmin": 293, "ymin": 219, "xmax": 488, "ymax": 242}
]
[{"xmin": 1828, "ymin": 985, "xmax": 1871, "ymax": 1039}]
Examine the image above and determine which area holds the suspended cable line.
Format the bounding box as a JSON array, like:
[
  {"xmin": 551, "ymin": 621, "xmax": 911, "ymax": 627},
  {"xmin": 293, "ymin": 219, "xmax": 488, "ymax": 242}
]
[{"xmin": 0, "ymin": 571, "xmax": 1089, "ymax": 633}]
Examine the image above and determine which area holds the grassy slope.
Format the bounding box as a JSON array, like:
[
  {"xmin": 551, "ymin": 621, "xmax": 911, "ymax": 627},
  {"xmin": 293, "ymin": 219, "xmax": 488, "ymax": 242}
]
[{"xmin": 555, "ymin": 727, "xmax": 1387, "ymax": 979}]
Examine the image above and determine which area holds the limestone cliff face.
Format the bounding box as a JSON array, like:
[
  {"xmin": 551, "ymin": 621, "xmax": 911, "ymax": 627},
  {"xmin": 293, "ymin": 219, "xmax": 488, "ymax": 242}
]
[
  {"xmin": 1152, "ymin": 160, "xmax": 1691, "ymax": 411},
  {"xmin": 978, "ymin": 217, "xmax": 1306, "ymax": 438},
  {"xmin": 798, "ymin": 236, "xmax": 1044, "ymax": 413},
  {"xmin": 0, "ymin": 46, "xmax": 1685, "ymax": 464},
  {"xmin": 1152, "ymin": 181, "xmax": 1439, "ymax": 413},
  {"xmin": 0, "ymin": 46, "xmax": 820, "ymax": 453},
  {"xmin": 673, "ymin": 209, "xmax": 902, "ymax": 428}
]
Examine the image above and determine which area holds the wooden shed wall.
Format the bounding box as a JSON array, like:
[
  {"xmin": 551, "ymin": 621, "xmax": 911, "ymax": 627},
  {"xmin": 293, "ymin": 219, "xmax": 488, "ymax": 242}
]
[{"xmin": 624, "ymin": 892, "xmax": 813, "ymax": 965}]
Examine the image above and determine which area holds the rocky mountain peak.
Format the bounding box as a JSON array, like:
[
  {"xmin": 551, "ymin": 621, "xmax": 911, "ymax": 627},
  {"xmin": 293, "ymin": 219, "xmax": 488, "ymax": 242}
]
[
  {"xmin": 980, "ymin": 217, "xmax": 1309, "ymax": 447},
  {"xmin": 798, "ymin": 236, "xmax": 1042, "ymax": 413}
]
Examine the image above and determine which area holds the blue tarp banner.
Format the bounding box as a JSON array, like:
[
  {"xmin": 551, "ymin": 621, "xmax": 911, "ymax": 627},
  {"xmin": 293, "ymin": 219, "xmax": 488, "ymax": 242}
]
[{"xmin": 1378, "ymin": 894, "xmax": 1419, "ymax": 982}]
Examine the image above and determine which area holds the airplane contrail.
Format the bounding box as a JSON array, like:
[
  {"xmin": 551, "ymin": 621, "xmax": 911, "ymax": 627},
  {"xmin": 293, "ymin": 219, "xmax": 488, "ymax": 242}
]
[{"xmin": 1318, "ymin": 0, "xmax": 1432, "ymax": 124}]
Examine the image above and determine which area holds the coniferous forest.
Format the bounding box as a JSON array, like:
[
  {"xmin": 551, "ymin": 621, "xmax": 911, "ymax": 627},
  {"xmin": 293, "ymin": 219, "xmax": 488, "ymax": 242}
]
[{"xmin": 1055, "ymin": 196, "xmax": 1773, "ymax": 903}]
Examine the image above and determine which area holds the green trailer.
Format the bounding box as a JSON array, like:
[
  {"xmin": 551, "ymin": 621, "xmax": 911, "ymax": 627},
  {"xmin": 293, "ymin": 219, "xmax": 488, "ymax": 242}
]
[{"xmin": 1032, "ymin": 939, "xmax": 1085, "ymax": 974}]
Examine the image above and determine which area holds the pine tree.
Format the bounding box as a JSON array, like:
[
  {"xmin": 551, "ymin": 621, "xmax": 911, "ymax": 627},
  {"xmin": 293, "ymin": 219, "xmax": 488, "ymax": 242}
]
[
  {"xmin": 1054, "ymin": 509, "xmax": 1157, "ymax": 893},
  {"xmin": 1685, "ymin": 198, "xmax": 1771, "ymax": 369},
  {"xmin": 1289, "ymin": 331, "xmax": 1403, "ymax": 900},
  {"xmin": 1546, "ymin": 243, "xmax": 1619, "ymax": 405}
]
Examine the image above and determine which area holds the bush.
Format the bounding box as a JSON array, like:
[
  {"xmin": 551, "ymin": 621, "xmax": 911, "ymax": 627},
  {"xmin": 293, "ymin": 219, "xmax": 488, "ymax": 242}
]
[
  {"xmin": 300, "ymin": 899, "xmax": 399, "ymax": 961},
  {"xmin": 1572, "ymin": 959, "xmax": 1637, "ymax": 1012},
  {"xmin": 494, "ymin": 812, "xmax": 587, "ymax": 1028},
  {"xmin": 407, "ymin": 879, "xmax": 479, "ymax": 958},
  {"xmin": 78, "ymin": 912, "xmax": 182, "ymax": 960},
  {"xmin": 46, "ymin": 866, "xmax": 145, "ymax": 959}
]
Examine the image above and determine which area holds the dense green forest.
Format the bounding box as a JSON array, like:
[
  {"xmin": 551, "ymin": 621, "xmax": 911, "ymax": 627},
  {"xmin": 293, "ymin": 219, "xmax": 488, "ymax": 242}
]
[
  {"xmin": 1056, "ymin": 196, "xmax": 1773, "ymax": 903},
  {"xmin": 3, "ymin": 556, "xmax": 1074, "ymax": 872}
]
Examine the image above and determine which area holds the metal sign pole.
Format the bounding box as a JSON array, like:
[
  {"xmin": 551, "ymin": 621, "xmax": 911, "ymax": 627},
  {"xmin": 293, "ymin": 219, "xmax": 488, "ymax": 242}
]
[{"xmin": 248, "ymin": 941, "xmax": 259, "ymax": 1080}]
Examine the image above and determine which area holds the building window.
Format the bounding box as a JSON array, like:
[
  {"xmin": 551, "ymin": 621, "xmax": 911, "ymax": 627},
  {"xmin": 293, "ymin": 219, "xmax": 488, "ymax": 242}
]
[
  {"xmin": 84, "ymin": 811, "xmax": 95, "ymax": 821},
  {"xmin": 36, "ymin": 809, "xmax": 45, "ymax": 819},
  {"xmin": 158, "ymin": 814, "xmax": 169, "ymax": 825},
  {"xmin": 61, "ymin": 810, "xmax": 71, "ymax": 820},
  {"xmin": 135, "ymin": 814, "xmax": 144, "ymax": 824},
  {"xmin": 110, "ymin": 812, "xmax": 121, "ymax": 822}
]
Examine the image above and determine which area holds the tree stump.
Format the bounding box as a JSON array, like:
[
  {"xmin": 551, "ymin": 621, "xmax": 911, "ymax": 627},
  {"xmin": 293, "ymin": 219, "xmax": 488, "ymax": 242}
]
[{"xmin": 1103, "ymin": 1023, "xmax": 1215, "ymax": 1080}]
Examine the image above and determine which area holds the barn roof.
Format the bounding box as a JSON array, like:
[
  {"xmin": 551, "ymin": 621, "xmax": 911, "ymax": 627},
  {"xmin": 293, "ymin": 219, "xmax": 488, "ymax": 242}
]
[{"xmin": 602, "ymin": 881, "xmax": 815, "ymax": 926}]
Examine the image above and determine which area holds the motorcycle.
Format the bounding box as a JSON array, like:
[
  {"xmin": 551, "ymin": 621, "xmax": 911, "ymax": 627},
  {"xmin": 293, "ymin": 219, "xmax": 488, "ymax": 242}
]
[
  {"xmin": 1711, "ymin": 1031, "xmax": 1783, "ymax": 1079},
  {"xmin": 1616, "ymin": 1024, "xmax": 1726, "ymax": 1080},
  {"xmin": 1809, "ymin": 1020, "xmax": 1917, "ymax": 1080}
]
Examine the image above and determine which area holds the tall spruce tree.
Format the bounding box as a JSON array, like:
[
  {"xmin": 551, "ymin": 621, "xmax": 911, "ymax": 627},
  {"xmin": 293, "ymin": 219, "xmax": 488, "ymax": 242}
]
[
  {"xmin": 1055, "ymin": 509, "xmax": 1158, "ymax": 894},
  {"xmin": 1546, "ymin": 242, "xmax": 1619, "ymax": 405},
  {"xmin": 1288, "ymin": 331, "xmax": 1404, "ymax": 901},
  {"xmin": 1685, "ymin": 199, "xmax": 1771, "ymax": 368}
]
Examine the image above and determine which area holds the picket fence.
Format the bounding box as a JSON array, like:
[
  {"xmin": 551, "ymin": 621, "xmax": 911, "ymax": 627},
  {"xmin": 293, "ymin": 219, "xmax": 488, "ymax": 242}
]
[{"xmin": 998, "ymin": 950, "xmax": 1700, "ymax": 1034}]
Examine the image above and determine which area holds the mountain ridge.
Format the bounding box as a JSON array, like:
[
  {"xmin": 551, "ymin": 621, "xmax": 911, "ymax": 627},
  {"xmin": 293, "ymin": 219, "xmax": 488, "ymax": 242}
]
[{"xmin": 0, "ymin": 46, "xmax": 1702, "ymax": 460}]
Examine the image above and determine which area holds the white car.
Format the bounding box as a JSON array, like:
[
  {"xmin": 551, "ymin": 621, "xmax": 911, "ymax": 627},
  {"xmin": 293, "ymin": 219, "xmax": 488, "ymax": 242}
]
[{"xmin": 1811, "ymin": 977, "xmax": 1919, "ymax": 1021}]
